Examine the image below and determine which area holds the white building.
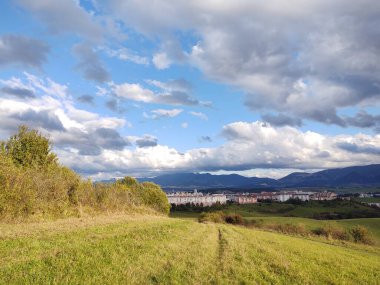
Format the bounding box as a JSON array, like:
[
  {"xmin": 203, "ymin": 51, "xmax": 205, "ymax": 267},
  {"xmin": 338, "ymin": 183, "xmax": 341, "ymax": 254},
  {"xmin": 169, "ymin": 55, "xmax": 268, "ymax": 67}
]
[
  {"xmin": 167, "ymin": 190, "xmax": 227, "ymax": 206},
  {"xmin": 256, "ymin": 190, "xmax": 337, "ymax": 202},
  {"xmin": 275, "ymin": 192, "xmax": 295, "ymax": 202},
  {"xmin": 230, "ymin": 194, "xmax": 258, "ymax": 204},
  {"xmin": 292, "ymin": 193, "xmax": 311, "ymax": 201}
]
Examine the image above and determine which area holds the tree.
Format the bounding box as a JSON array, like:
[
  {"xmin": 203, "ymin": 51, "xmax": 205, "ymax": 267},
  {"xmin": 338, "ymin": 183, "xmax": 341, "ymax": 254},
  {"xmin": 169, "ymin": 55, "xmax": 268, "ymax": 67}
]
[
  {"xmin": 139, "ymin": 182, "xmax": 171, "ymax": 214},
  {"xmin": 3, "ymin": 125, "xmax": 57, "ymax": 168}
]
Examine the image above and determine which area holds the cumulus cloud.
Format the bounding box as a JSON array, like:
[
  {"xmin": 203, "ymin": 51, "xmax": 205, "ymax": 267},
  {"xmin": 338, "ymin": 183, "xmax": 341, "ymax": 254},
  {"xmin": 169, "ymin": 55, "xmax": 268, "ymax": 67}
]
[
  {"xmin": 0, "ymin": 86, "xmax": 35, "ymax": 99},
  {"xmin": 152, "ymin": 52, "xmax": 171, "ymax": 69},
  {"xmin": 262, "ymin": 113, "xmax": 302, "ymax": 127},
  {"xmin": 0, "ymin": 73, "xmax": 130, "ymax": 157},
  {"xmin": 112, "ymin": 79, "xmax": 201, "ymax": 106},
  {"xmin": 16, "ymin": 0, "xmax": 103, "ymax": 40},
  {"xmin": 55, "ymin": 120, "xmax": 380, "ymax": 178},
  {"xmin": 107, "ymin": 0, "xmax": 380, "ymax": 127},
  {"xmin": 11, "ymin": 109, "xmax": 65, "ymax": 131},
  {"xmin": 73, "ymin": 43, "xmax": 110, "ymax": 83},
  {"xmin": 134, "ymin": 135, "xmax": 158, "ymax": 148},
  {"xmin": 344, "ymin": 111, "xmax": 380, "ymax": 130},
  {"xmin": 54, "ymin": 127, "xmax": 130, "ymax": 156},
  {"xmin": 0, "ymin": 35, "xmax": 49, "ymax": 68},
  {"xmin": 336, "ymin": 142, "xmax": 380, "ymax": 155}
]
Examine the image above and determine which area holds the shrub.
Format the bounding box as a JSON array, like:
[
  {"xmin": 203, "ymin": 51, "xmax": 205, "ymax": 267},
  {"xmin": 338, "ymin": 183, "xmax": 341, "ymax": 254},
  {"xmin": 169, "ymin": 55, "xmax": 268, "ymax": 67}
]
[
  {"xmin": 0, "ymin": 126, "xmax": 171, "ymax": 220},
  {"xmin": 245, "ymin": 219, "xmax": 264, "ymax": 228},
  {"xmin": 350, "ymin": 226, "xmax": 374, "ymax": 245},
  {"xmin": 198, "ymin": 211, "xmax": 225, "ymax": 223},
  {"xmin": 266, "ymin": 223, "xmax": 309, "ymax": 236},
  {"xmin": 224, "ymin": 214, "xmax": 245, "ymax": 225},
  {"xmin": 138, "ymin": 182, "xmax": 171, "ymax": 215},
  {"xmin": 313, "ymin": 223, "xmax": 350, "ymax": 241}
]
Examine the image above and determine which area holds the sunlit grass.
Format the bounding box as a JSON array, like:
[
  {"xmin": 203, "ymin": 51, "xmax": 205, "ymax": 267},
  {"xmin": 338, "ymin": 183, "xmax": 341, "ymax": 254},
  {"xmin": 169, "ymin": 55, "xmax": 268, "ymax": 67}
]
[{"xmin": 0, "ymin": 214, "xmax": 379, "ymax": 284}]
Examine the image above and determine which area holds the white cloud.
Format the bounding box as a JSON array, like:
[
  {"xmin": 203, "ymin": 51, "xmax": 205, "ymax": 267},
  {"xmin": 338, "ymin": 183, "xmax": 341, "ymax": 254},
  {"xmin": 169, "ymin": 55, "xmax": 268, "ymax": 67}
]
[
  {"xmin": 152, "ymin": 52, "xmax": 171, "ymax": 69},
  {"xmin": 50, "ymin": 120, "xmax": 380, "ymax": 179},
  {"xmin": 16, "ymin": 0, "xmax": 103, "ymax": 41},
  {"xmin": 144, "ymin": 108, "xmax": 183, "ymax": 120},
  {"xmin": 108, "ymin": 0, "xmax": 380, "ymax": 127},
  {"xmin": 112, "ymin": 82, "xmax": 155, "ymax": 103},
  {"xmin": 106, "ymin": 47, "xmax": 149, "ymax": 65},
  {"xmin": 0, "ymin": 73, "xmax": 129, "ymax": 155},
  {"xmin": 189, "ymin": 111, "xmax": 208, "ymax": 120},
  {"xmin": 181, "ymin": 122, "xmax": 188, "ymax": 128},
  {"xmin": 111, "ymin": 80, "xmax": 201, "ymax": 106}
]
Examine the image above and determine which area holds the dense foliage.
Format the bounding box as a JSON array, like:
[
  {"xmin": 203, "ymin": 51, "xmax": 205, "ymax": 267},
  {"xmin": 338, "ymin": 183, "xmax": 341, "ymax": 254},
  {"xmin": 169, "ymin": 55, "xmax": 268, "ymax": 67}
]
[{"xmin": 0, "ymin": 126, "xmax": 170, "ymax": 221}]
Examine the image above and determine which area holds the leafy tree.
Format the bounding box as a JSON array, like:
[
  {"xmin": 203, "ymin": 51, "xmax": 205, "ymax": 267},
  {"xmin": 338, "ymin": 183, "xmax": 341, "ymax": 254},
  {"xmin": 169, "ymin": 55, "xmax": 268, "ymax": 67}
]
[
  {"xmin": 119, "ymin": 176, "xmax": 139, "ymax": 187},
  {"xmin": 2, "ymin": 125, "xmax": 57, "ymax": 168},
  {"xmin": 139, "ymin": 182, "xmax": 171, "ymax": 214}
]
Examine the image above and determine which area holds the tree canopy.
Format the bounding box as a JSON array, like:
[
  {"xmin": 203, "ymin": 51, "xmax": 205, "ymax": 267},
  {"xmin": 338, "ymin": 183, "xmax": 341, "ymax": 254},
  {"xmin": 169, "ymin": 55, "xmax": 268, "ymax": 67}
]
[{"xmin": 1, "ymin": 125, "xmax": 57, "ymax": 168}]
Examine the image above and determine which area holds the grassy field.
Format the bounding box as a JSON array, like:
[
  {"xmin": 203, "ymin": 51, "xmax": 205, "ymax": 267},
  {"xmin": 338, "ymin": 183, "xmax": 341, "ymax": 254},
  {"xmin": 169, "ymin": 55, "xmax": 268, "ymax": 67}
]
[
  {"xmin": 171, "ymin": 202, "xmax": 380, "ymax": 245},
  {"xmin": 0, "ymin": 214, "xmax": 379, "ymax": 284},
  {"xmin": 245, "ymin": 217, "xmax": 380, "ymax": 244},
  {"xmin": 354, "ymin": 197, "xmax": 380, "ymax": 203},
  {"xmin": 222, "ymin": 200, "xmax": 380, "ymax": 218}
]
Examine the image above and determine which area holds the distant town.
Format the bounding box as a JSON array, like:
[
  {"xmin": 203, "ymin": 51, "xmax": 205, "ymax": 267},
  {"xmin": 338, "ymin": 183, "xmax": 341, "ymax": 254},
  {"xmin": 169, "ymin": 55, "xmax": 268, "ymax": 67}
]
[{"xmin": 167, "ymin": 190, "xmax": 380, "ymax": 207}]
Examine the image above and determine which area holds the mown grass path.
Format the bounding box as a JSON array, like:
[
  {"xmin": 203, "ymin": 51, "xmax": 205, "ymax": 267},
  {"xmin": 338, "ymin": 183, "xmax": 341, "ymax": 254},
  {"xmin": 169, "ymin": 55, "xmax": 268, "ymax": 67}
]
[{"xmin": 0, "ymin": 214, "xmax": 379, "ymax": 284}]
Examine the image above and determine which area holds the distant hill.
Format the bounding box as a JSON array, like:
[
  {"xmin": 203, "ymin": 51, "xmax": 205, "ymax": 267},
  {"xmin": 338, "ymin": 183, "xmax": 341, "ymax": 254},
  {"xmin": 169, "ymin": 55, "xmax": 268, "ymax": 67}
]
[
  {"xmin": 138, "ymin": 172, "xmax": 278, "ymax": 189},
  {"xmin": 137, "ymin": 164, "xmax": 380, "ymax": 190},
  {"xmin": 280, "ymin": 164, "xmax": 380, "ymax": 187}
]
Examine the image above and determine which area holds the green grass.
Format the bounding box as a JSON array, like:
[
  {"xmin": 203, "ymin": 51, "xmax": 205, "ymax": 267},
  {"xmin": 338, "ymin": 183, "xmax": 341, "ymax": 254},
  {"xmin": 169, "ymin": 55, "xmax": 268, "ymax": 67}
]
[
  {"xmin": 222, "ymin": 201, "xmax": 380, "ymax": 219},
  {"xmin": 0, "ymin": 214, "xmax": 379, "ymax": 284},
  {"xmin": 354, "ymin": 197, "xmax": 380, "ymax": 203}
]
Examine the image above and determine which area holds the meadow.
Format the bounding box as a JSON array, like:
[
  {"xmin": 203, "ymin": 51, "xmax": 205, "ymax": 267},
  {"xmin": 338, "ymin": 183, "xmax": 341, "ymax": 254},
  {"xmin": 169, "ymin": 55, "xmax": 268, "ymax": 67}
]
[
  {"xmin": 0, "ymin": 213, "xmax": 379, "ymax": 285},
  {"xmin": 1, "ymin": 127, "xmax": 379, "ymax": 284},
  {"xmin": 171, "ymin": 201, "xmax": 380, "ymax": 245}
]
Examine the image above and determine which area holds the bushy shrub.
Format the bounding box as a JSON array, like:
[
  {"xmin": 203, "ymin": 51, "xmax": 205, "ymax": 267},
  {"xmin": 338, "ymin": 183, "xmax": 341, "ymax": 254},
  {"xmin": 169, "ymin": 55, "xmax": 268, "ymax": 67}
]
[
  {"xmin": 0, "ymin": 126, "xmax": 170, "ymax": 221},
  {"xmin": 245, "ymin": 219, "xmax": 264, "ymax": 228},
  {"xmin": 138, "ymin": 182, "xmax": 171, "ymax": 215},
  {"xmin": 198, "ymin": 211, "xmax": 225, "ymax": 223},
  {"xmin": 224, "ymin": 214, "xmax": 245, "ymax": 225},
  {"xmin": 313, "ymin": 223, "xmax": 350, "ymax": 240},
  {"xmin": 266, "ymin": 223, "xmax": 309, "ymax": 236},
  {"xmin": 350, "ymin": 226, "xmax": 374, "ymax": 245}
]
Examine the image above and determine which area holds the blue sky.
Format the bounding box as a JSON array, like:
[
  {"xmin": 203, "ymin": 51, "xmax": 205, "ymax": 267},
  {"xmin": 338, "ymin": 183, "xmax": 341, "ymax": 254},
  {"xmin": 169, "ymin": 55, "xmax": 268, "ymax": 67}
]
[{"xmin": 0, "ymin": 0, "xmax": 379, "ymax": 180}]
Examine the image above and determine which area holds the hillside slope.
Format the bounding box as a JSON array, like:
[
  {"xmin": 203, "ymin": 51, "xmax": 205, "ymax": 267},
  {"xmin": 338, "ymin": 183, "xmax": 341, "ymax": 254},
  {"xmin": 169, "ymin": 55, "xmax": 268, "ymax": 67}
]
[{"xmin": 0, "ymin": 215, "xmax": 379, "ymax": 284}]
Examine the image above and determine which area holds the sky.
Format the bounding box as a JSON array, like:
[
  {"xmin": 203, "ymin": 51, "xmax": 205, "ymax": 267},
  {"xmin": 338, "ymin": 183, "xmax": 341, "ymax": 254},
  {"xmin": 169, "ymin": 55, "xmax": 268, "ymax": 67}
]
[{"xmin": 0, "ymin": 0, "xmax": 379, "ymax": 180}]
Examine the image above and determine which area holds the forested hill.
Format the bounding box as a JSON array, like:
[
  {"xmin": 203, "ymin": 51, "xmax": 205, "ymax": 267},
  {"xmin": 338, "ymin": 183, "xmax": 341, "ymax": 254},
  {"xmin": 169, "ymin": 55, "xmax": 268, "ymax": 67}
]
[{"xmin": 138, "ymin": 164, "xmax": 380, "ymax": 189}]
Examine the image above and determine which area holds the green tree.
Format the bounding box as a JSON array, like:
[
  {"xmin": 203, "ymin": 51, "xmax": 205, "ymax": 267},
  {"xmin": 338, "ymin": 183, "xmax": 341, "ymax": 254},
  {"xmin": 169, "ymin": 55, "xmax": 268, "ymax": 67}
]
[
  {"xmin": 3, "ymin": 125, "xmax": 57, "ymax": 168},
  {"xmin": 119, "ymin": 176, "xmax": 139, "ymax": 187},
  {"xmin": 139, "ymin": 182, "xmax": 171, "ymax": 214}
]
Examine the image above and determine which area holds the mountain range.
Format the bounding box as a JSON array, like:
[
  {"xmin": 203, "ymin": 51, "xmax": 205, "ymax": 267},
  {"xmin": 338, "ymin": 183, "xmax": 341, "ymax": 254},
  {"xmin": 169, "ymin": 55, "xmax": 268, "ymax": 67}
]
[{"xmin": 138, "ymin": 164, "xmax": 380, "ymax": 190}]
